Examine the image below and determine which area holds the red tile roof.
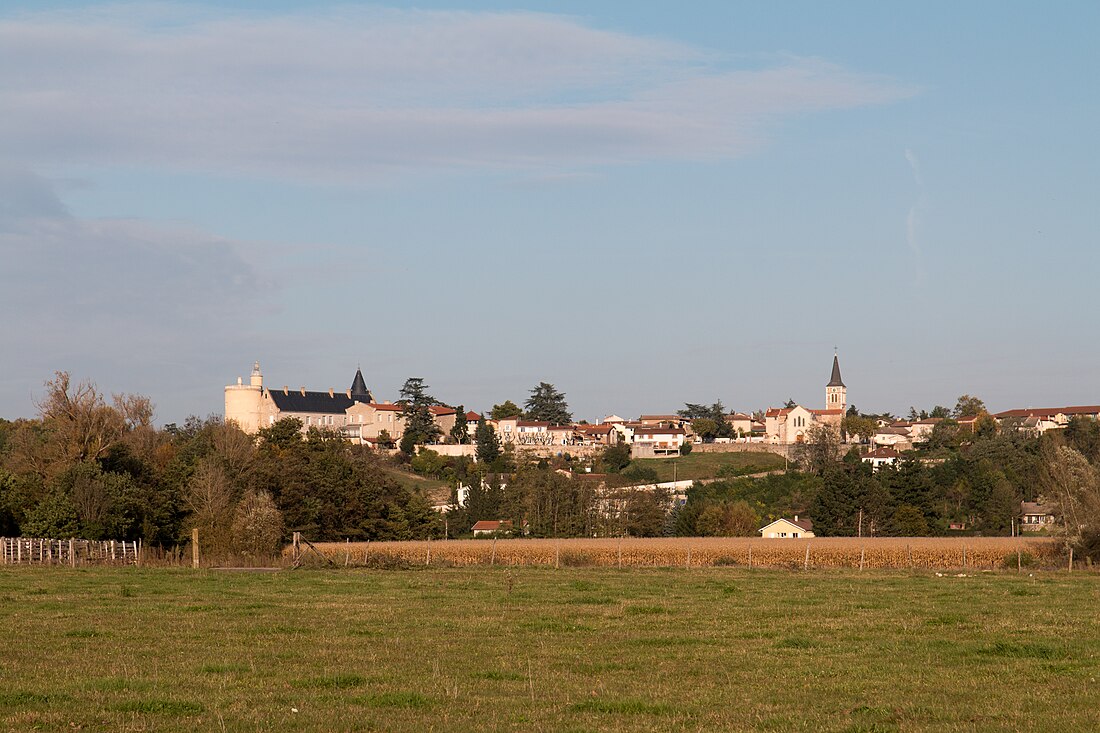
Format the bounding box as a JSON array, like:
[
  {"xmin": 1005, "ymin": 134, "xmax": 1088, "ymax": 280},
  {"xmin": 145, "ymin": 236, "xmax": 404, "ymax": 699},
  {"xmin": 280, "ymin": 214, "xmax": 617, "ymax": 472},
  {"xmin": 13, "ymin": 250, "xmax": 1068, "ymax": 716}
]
[
  {"xmin": 995, "ymin": 405, "xmax": 1100, "ymax": 419},
  {"xmin": 471, "ymin": 520, "xmax": 512, "ymax": 532}
]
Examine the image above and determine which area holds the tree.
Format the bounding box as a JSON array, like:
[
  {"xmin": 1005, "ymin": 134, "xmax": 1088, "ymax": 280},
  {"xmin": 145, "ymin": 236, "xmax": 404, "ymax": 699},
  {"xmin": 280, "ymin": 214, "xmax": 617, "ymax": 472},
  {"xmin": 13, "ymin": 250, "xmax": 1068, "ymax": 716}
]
[
  {"xmin": 842, "ymin": 415, "xmax": 876, "ymax": 442},
  {"xmin": 953, "ymin": 395, "xmax": 986, "ymax": 419},
  {"xmin": 791, "ymin": 425, "xmax": 841, "ymax": 475},
  {"xmin": 784, "ymin": 398, "xmax": 797, "ymax": 409},
  {"xmin": 690, "ymin": 418, "xmax": 720, "ymax": 443},
  {"xmin": 230, "ymin": 490, "xmax": 284, "ymax": 559},
  {"xmin": 490, "ymin": 400, "xmax": 523, "ymax": 420},
  {"xmin": 601, "ymin": 444, "xmax": 632, "ymax": 473},
  {"xmin": 678, "ymin": 401, "xmax": 733, "ymax": 441},
  {"xmin": 1043, "ymin": 445, "xmax": 1100, "ymax": 558},
  {"xmin": 524, "ymin": 382, "xmax": 572, "ymax": 424},
  {"xmin": 399, "ymin": 377, "xmax": 441, "ymax": 448},
  {"xmin": 475, "ymin": 421, "xmax": 500, "ymax": 464},
  {"xmin": 930, "ymin": 405, "xmax": 952, "ymax": 419},
  {"xmin": 891, "ymin": 504, "xmax": 930, "ymax": 536},
  {"xmin": 450, "ymin": 405, "xmax": 469, "ymax": 444}
]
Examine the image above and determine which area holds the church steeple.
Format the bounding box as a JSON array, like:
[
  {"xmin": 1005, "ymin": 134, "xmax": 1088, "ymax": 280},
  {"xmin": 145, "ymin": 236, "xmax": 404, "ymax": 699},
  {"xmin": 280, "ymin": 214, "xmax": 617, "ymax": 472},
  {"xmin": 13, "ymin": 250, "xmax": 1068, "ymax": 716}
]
[
  {"xmin": 350, "ymin": 367, "xmax": 374, "ymax": 403},
  {"xmin": 826, "ymin": 352, "xmax": 846, "ymax": 412}
]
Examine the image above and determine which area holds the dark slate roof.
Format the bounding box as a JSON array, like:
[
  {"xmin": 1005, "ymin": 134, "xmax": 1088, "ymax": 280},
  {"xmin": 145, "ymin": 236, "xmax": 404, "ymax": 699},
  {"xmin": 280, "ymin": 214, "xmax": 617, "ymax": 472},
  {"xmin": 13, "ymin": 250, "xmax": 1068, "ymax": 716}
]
[
  {"xmin": 267, "ymin": 389, "xmax": 355, "ymax": 415},
  {"xmin": 350, "ymin": 368, "xmax": 374, "ymax": 402},
  {"xmin": 827, "ymin": 354, "xmax": 845, "ymax": 387}
]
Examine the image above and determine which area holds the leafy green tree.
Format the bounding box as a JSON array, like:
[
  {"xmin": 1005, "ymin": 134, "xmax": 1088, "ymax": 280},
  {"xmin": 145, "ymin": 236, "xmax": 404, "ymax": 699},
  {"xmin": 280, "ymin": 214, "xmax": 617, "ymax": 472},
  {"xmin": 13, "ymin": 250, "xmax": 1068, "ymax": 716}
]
[
  {"xmin": 490, "ymin": 400, "xmax": 523, "ymax": 419},
  {"xmin": 258, "ymin": 417, "xmax": 303, "ymax": 450},
  {"xmin": 524, "ymin": 382, "xmax": 572, "ymax": 424},
  {"xmin": 930, "ymin": 405, "xmax": 952, "ymax": 419},
  {"xmin": 475, "ymin": 421, "xmax": 500, "ymax": 464},
  {"xmin": 953, "ymin": 395, "xmax": 986, "ymax": 419},
  {"xmin": 842, "ymin": 415, "xmax": 876, "ymax": 442},
  {"xmin": 601, "ymin": 443, "xmax": 632, "ymax": 473},
  {"xmin": 678, "ymin": 401, "xmax": 732, "ymax": 440},
  {"xmin": 891, "ymin": 504, "xmax": 930, "ymax": 535},
  {"xmin": 450, "ymin": 406, "xmax": 469, "ymax": 444},
  {"xmin": 690, "ymin": 418, "xmax": 720, "ymax": 443},
  {"xmin": 399, "ymin": 377, "xmax": 441, "ymax": 448}
]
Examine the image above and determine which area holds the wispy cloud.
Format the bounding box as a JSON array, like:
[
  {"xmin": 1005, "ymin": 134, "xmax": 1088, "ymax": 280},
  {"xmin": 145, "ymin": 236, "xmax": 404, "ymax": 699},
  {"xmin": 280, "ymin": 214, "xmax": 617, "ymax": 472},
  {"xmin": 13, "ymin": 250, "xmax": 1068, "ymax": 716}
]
[{"xmin": 0, "ymin": 5, "xmax": 916, "ymax": 182}]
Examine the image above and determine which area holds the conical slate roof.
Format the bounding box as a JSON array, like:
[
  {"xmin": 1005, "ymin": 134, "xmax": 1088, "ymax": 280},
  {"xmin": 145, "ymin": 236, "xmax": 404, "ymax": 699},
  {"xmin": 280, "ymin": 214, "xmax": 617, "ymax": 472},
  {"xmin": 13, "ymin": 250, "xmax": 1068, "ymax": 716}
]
[
  {"xmin": 350, "ymin": 368, "xmax": 374, "ymax": 402},
  {"xmin": 827, "ymin": 354, "xmax": 845, "ymax": 387}
]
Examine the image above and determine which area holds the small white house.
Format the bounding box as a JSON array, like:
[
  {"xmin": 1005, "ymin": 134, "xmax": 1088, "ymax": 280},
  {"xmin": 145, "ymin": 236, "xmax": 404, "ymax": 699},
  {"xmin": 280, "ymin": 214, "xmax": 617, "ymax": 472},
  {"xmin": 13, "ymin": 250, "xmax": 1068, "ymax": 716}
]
[
  {"xmin": 862, "ymin": 446, "xmax": 900, "ymax": 471},
  {"xmin": 758, "ymin": 516, "xmax": 815, "ymax": 539}
]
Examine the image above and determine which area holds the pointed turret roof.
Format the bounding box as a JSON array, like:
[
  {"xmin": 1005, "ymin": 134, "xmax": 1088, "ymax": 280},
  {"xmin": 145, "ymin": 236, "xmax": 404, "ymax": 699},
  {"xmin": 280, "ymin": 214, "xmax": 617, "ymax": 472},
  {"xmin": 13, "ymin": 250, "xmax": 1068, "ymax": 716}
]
[
  {"xmin": 827, "ymin": 354, "xmax": 845, "ymax": 388},
  {"xmin": 350, "ymin": 368, "xmax": 373, "ymax": 402}
]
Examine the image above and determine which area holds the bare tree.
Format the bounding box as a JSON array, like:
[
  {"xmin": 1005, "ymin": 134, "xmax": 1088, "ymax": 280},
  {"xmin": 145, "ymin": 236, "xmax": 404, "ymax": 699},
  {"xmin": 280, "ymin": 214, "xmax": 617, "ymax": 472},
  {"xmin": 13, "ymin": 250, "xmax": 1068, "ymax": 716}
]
[{"xmin": 1043, "ymin": 445, "xmax": 1100, "ymax": 555}]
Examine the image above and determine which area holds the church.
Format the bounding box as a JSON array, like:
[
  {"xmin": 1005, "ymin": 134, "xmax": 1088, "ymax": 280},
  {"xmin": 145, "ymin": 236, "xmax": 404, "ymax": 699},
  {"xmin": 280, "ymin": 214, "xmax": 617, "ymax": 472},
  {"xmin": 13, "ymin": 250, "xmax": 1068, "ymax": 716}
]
[{"xmin": 764, "ymin": 354, "xmax": 847, "ymax": 444}]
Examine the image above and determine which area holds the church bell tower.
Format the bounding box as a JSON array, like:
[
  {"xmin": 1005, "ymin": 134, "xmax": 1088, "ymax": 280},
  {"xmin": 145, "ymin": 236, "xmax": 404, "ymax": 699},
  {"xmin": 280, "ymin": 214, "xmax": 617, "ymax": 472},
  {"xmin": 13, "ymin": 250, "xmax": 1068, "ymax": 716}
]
[{"xmin": 826, "ymin": 352, "xmax": 846, "ymax": 412}]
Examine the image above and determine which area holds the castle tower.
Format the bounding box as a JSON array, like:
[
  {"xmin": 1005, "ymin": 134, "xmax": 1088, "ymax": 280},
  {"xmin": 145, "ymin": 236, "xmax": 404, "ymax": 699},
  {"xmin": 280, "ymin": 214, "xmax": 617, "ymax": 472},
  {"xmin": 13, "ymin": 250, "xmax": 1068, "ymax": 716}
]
[
  {"xmin": 350, "ymin": 366, "xmax": 374, "ymax": 403},
  {"xmin": 225, "ymin": 360, "xmax": 264, "ymax": 433},
  {"xmin": 826, "ymin": 353, "xmax": 846, "ymax": 413}
]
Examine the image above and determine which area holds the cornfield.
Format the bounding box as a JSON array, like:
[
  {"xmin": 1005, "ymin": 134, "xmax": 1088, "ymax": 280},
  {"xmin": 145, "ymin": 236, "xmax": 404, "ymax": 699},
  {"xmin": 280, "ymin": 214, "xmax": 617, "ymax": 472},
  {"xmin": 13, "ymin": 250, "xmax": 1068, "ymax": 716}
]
[{"xmin": 295, "ymin": 536, "xmax": 1064, "ymax": 570}]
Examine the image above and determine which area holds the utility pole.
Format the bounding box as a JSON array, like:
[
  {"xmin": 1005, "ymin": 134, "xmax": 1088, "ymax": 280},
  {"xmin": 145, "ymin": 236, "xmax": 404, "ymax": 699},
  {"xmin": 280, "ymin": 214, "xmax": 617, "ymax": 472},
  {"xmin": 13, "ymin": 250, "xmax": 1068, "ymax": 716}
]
[{"xmin": 858, "ymin": 508, "xmax": 863, "ymax": 538}]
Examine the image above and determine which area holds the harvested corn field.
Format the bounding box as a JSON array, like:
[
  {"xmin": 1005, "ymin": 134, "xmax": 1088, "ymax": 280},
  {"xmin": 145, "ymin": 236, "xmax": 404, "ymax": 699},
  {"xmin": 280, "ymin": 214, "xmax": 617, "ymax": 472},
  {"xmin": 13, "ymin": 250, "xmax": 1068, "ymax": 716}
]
[{"xmin": 300, "ymin": 536, "xmax": 1062, "ymax": 570}]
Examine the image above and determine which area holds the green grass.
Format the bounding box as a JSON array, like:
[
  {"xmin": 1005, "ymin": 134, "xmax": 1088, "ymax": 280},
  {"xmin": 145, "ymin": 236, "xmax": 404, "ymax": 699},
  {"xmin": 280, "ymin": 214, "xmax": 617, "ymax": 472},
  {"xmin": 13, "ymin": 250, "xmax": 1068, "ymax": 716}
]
[
  {"xmin": 1, "ymin": 566, "xmax": 1099, "ymax": 731},
  {"xmin": 631, "ymin": 451, "xmax": 785, "ymax": 482}
]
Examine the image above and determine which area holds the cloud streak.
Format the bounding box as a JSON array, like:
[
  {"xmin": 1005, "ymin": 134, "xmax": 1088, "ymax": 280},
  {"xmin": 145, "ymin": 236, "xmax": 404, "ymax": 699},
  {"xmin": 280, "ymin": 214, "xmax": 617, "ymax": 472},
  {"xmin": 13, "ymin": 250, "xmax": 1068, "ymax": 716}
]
[{"xmin": 0, "ymin": 6, "xmax": 916, "ymax": 181}]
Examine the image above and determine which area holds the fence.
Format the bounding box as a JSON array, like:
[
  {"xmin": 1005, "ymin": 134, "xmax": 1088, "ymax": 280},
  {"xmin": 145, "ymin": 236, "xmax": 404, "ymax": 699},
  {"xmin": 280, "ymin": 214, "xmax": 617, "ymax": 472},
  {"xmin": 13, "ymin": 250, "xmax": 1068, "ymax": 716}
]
[{"xmin": 0, "ymin": 537, "xmax": 141, "ymax": 566}]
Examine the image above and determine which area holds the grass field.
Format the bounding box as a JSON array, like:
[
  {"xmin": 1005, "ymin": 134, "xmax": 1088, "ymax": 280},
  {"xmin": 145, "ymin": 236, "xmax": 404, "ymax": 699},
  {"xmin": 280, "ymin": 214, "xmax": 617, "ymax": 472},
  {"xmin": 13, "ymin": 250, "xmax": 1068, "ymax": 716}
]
[
  {"xmin": 2, "ymin": 566, "xmax": 1099, "ymax": 732},
  {"xmin": 631, "ymin": 450, "xmax": 785, "ymax": 482}
]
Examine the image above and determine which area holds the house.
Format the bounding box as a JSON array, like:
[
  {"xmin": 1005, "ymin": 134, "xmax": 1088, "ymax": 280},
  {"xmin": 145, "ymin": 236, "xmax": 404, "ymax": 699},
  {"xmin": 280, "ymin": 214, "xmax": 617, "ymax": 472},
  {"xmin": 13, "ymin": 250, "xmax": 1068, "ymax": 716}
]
[
  {"xmin": 575, "ymin": 424, "xmax": 619, "ymax": 446},
  {"xmin": 639, "ymin": 414, "xmax": 688, "ymax": 429},
  {"xmin": 631, "ymin": 426, "xmax": 686, "ymax": 457},
  {"xmin": 548, "ymin": 425, "xmax": 576, "ymax": 446},
  {"xmin": 862, "ymin": 446, "xmax": 900, "ymax": 470},
  {"xmin": 726, "ymin": 412, "xmax": 755, "ymax": 436},
  {"xmin": 995, "ymin": 405, "xmax": 1100, "ymax": 436},
  {"xmin": 759, "ymin": 516, "xmax": 815, "ymax": 539},
  {"xmin": 873, "ymin": 426, "xmax": 912, "ymax": 449},
  {"xmin": 908, "ymin": 418, "xmax": 942, "ymax": 442},
  {"xmin": 471, "ymin": 520, "xmax": 513, "ymax": 537},
  {"xmin": 1020, "ymin": 502, "xmax": 1055, "ymax": 532}
]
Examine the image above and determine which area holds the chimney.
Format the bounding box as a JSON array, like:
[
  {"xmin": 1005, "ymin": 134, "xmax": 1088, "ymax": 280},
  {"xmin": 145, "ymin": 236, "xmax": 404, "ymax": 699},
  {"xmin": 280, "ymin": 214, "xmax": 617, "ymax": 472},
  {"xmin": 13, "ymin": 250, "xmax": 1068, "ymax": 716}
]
[
  {"xmin": 794, "ymin": 515, "xmax": 799, "ymax": 522},
  {"xmin": 300, "ymin": 387, "xmax": 306, "ymax": 396},
  {"xmin": 329, "ymin": 388, "xmax": 334, "ymax": 398},
  {"xmin": 283, "ymin": 386, "xmax": 288, "ymax": 395}
]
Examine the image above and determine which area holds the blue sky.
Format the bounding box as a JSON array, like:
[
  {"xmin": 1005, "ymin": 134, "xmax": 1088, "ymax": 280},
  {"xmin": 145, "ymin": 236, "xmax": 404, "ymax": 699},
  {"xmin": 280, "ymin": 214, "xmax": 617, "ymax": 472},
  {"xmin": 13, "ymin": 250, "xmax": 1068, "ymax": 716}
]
[{"xmin": 1, "ymin": 1, "xmax": 1097, "ymax": 423}]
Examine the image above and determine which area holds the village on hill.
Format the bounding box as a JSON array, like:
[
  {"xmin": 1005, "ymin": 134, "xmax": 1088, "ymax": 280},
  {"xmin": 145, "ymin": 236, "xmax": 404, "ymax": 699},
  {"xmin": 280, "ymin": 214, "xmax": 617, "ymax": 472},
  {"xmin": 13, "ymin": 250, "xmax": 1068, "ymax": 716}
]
[{"xmin": 221, "ymin": 353, "xmax": 1085, "ymax": 539}]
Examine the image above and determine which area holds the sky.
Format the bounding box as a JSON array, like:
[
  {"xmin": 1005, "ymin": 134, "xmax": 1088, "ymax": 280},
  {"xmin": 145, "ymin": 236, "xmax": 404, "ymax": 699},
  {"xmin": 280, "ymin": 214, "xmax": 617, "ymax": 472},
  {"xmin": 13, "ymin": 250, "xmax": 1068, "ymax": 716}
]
[{"xmin": 1, "ymin": 1, "xmax": 1097, "ymax": 424}]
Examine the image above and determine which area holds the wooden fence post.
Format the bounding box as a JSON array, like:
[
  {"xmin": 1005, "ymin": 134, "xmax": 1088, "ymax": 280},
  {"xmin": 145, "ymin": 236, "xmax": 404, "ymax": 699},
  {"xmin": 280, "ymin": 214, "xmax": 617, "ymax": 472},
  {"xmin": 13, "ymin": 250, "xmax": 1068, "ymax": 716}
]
[
  {"xmin": 748, "ymin": 545, "xmax": 752, "ymax": 569},
  {"xmin": 555, "ymin": 540, "xmax": 560, "ymax": 570},
  {"xmin": 907, "ymin": 543, "xmax": 913, "ymax": 569},
  {"xmin": 491, "ymin": 538, "xmax": 497, "ymax": 566},
  {"xmin": 191, "ymin": 528, "xmax": 200, "ymax": 568},
  {"xmin": 804, "ymin": 544, "xmax": 811, "ymax": 571},
  {"xmin": 1017, "ymin": 547, "xmax": 1022, "ymax": 573},
  {"xmin": 1068, "ymin": 547, "xmax": 1074, "ymax": 572},
  {"xmin": 859, "ymin": 545, "xmax": 865, "ymax": 571},
  {"xmin": 425, "ymin": 536, "xmax": 431, "ymax": 566},
  {"xmin": 617, "ymin": 536, "xmax": 622, "ymax": 569}
]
